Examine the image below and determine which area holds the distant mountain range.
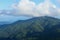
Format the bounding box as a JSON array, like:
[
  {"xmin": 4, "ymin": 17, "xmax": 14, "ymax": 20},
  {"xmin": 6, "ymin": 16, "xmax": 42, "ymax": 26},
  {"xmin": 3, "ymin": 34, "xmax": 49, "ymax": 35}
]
[
  {"xmin": 0, "ymin": 16, "xmax": 60, "ymax": 40},
  {"xmin": 0, "ymin": 21, "xmax": 10, "ymax": 25}
]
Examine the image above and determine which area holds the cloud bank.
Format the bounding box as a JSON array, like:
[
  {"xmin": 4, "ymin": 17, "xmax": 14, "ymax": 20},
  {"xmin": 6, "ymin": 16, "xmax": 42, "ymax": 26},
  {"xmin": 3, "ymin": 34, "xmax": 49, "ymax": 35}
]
[{"xmin": 0, "ymin": 0, "xmax": 60, "ymax": 17}]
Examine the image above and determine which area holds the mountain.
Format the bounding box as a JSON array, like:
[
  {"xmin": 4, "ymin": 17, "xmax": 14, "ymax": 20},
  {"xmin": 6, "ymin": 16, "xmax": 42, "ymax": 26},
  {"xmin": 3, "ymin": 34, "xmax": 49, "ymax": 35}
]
[
  {"xmin": 0, "ymin": 16, "xmax": 60, "ymax": 40},
  {"xmin": 0, "ymin": 21, "xmax": 11, "ymax": 25}
]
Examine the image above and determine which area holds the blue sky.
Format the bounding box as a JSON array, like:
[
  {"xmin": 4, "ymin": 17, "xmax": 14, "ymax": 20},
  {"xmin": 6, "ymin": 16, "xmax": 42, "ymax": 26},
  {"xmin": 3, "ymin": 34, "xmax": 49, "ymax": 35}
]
[
  {"xmin": 1, "ymin": 0, "xmax": 59, "ymax": 10},
  {"xmin": 0, "ymin": 0, "xmax": 60, "ymax": 22},
  {"xmin": 0, "ymin": 0, "xmax": 44, "ymax": 10},
  {"xmin": 0, "ymin": 0, "xmax": 19, "ymax": 10},
  {"xmin": 0, "ymin": 0, "xmax": 30, "ymax": 21}
]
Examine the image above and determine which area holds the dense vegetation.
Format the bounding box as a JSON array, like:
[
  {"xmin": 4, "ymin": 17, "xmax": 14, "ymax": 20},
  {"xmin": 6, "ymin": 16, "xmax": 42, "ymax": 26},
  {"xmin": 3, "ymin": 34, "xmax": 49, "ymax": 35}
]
[{"xmin": 0, "ymin": 16, "xmax": 60, "ymax": 40}]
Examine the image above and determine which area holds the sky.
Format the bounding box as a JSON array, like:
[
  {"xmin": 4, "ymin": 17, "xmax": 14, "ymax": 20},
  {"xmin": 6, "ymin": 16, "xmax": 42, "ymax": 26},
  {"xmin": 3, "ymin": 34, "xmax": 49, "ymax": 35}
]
[
  {"xmin": 0, "ymin": 0, "xmax": 60, "ymax": 22},
  {"xmin": 0, "ymin": 0, "xmax": 43, "ymax": 10}
]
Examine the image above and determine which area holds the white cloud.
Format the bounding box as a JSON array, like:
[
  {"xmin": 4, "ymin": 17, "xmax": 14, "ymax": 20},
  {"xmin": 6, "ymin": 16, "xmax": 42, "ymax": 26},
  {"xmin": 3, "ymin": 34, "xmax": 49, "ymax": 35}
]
[
  {"xmin": 12, "ymin": 0, "xmax": 60, "ymax": 17},
  {"xmin": 1, "ymin": 0, "xmax": 60, "ymax": 17}
]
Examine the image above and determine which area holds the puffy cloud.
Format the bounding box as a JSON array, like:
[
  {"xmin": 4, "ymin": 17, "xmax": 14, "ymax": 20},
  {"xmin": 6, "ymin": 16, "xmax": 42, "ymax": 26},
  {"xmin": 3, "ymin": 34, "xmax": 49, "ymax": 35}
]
[
  {"xmin": 11, "ymin": 0, "xmax": 60, "ymax": 17},
  {"xmin": 1, "ymin": 0, "xmax": 60, "ymax": 17},
  {"xmin": 14, "ymin": 0, "xmax": 36, "ymax": 17}
]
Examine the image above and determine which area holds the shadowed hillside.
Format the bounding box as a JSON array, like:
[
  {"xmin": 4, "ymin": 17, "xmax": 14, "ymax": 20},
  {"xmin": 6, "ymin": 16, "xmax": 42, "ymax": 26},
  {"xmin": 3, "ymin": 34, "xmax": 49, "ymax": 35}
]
[{"xmin": 0, "ymin": 16, "xmax": 60, "ymax": 40}]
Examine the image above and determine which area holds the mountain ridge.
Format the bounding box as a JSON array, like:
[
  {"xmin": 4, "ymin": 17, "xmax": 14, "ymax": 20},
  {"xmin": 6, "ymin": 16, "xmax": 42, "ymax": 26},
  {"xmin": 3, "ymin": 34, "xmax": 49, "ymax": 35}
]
[{"xmin": 0, "ymin": 16, "xmax": 60, "ymax": 40}]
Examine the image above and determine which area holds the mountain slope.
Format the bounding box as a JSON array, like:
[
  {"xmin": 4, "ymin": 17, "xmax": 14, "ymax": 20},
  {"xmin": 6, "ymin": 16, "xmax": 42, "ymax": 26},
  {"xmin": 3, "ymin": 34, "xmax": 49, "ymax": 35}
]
[{"xmin": 0, "ymin": 16, "xmax": 60, "ymax": 40}]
